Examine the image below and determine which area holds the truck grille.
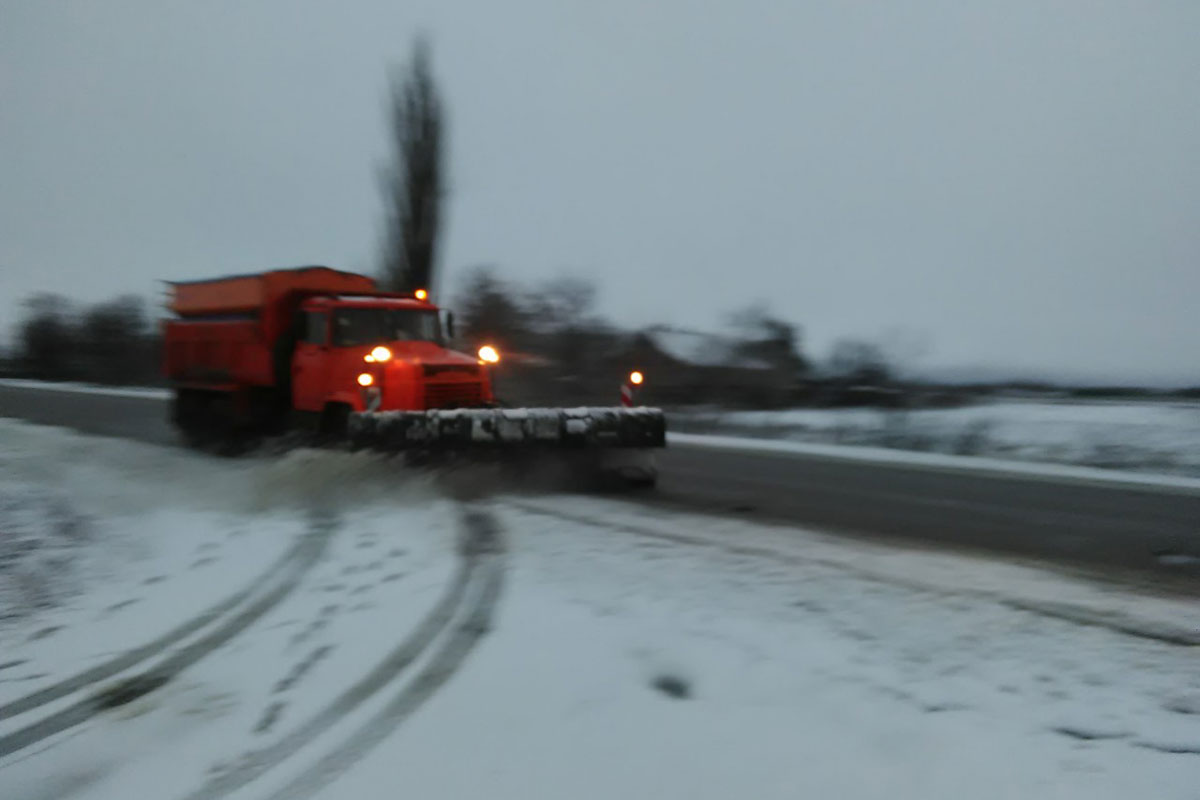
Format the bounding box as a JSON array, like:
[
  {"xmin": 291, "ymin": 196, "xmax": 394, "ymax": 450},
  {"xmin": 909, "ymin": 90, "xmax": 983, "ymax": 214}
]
[
  {"xmin": 423, "ymin": 364, "xmax": 480, "ymax": 378},
  {"xmin": 424, "ymin": 381, "xmax": 484, "ymax": 409}
]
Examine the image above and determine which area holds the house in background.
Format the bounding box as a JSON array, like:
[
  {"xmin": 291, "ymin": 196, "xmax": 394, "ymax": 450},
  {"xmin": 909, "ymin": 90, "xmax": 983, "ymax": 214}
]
[
  {"xmin": 490, "ymin": 325, "xmax": 804, "ymax": 408},
  {"xmin": 618, "ymin": 326, "xmax": 795, "ymax": 407}
]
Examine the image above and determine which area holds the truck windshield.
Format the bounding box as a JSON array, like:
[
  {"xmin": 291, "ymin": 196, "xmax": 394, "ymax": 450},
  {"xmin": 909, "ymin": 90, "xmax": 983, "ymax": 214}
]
[{"xmin": 331, "ymin": 308, "xmax": 442, "ymax": 347}]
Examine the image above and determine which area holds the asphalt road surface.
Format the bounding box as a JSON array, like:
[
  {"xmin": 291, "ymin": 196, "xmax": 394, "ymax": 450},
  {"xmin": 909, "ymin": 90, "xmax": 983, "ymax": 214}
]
[{"xmin": 2, "ymin": 383, "xmax": 1198, "ymax": 585}]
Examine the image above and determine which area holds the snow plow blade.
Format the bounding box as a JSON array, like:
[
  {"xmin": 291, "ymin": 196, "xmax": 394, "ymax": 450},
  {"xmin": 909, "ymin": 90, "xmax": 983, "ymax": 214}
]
[{"xmin": 347, "ymin": 407, "xmax": 666, "ymax": 451}]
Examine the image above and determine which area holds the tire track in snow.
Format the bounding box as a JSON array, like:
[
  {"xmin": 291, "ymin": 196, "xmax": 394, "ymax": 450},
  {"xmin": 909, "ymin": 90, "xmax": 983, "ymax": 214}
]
[
  {"xmin": 183, "ymin": 507, "xmax": 504, "ymax": 800},
  {"xmin": 185, "ymin": 555, "xmax": 474, "ymax": 798},
  {"xmin": 0, "ymin": 528, "xmax": 316, "ymax": 722},
  {"xmin": 0, "ymin": 511, "xmax": 339, "ymax": 761},
  {"xmin": 265, "ymin": 509, "xmax": 505, "ymax": 800}
]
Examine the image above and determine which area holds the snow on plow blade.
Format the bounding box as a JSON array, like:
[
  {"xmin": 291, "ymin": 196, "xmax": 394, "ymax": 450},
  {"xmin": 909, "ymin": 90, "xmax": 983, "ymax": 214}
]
[{"xmin": 347, "ymin": 407, "xmax": 666, "ymax": 451}]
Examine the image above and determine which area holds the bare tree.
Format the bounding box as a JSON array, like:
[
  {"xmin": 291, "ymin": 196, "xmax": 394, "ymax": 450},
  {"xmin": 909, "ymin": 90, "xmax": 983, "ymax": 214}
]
[
  {"xmin": 17, "ymin": 294, "xmax": 75, "ymax": 380},
  {"xmin": 380, "ymin": 37, "xmax": 444, "ymax": 295},
  {"xmin": 78, "ymin": 295, "xmax": 151, "ymax": 384},
  {"xmin": 828, "ymin": 338, "xmax": 891, "ymax": 385},
  {"xmin": 453, "ymin": 267, "xmax": 529, "ymax": 352},
  {"xmin": 13, "ymin": 293, "xmax": 161, "ymax": 385},
  {"xmin": 727, "ymin": 302, "xmax": 809, "ymax": 375},
  {"xmin": 525, "ymin": 276, "xmax": 598, "ymax": 335}
]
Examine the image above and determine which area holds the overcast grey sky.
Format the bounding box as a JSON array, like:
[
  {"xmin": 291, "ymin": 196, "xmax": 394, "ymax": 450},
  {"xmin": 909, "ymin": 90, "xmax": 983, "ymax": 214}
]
[{"xmin": 2, "ymin": 1, "xmax": 1197, "ymax": 383}]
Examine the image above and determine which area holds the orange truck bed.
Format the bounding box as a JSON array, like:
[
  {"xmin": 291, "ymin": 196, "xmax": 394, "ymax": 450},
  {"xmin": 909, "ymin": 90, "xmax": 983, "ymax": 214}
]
[
  {"xmin": 170, "ymin": 266, "xmax": 376, "ymax": 317},
  {"xmin": 164, "ymin": 266, "xmax": 378, "ymax": 390}
]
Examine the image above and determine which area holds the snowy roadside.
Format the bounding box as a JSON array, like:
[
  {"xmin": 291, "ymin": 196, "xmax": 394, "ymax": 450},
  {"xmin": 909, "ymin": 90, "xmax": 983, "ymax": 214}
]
[
  {"xmin": 0, "ymin": 420, "xmax": 297, "ymax": 653},
  {"xmin": 672, "ymin": 399, "xmax": 1200, "ymax": 479},
  {"xmin": 336, "ymin": 496, "xmax": 1200, "ymax": 800},
  {"xmin": 505, "ymin": 497, "xmax": 1200, "ymax": 644},
  {"xmin": 1, "ymin": 418, "xmax": 1198, "ymax": 799},
  {"xmin": 0, "ymin": 419, "xmax": 468, "ymax": 800}
]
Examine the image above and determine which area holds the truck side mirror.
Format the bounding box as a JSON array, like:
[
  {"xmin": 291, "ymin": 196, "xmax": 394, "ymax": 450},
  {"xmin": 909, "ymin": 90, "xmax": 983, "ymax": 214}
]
[{"xmin": 445, "ymin": 311, "xmax": 456, "ymax": 340}]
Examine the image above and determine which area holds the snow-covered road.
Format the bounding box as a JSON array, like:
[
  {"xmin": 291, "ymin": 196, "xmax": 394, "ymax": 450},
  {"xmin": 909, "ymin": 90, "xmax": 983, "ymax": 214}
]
[{"xmin": 1, "ymin": 419, "xmax": 1197, "ymax": 799}]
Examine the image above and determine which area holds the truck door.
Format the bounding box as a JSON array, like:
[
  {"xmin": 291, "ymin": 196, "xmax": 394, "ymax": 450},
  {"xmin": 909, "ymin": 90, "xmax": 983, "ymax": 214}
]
[{"xmin": 292, "ymin": 311, "xmax": 330, "ymax": 412}]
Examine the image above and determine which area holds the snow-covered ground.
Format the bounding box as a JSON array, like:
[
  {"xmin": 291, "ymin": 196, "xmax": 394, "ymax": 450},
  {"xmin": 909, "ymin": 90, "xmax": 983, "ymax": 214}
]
[
  {"xmin": 1, "ymin": 419, "xmax": 1198, "ymax": 799},
  {"xmin": 672, "ymin": 399, "xmax": 1200, "ymax": 477},
  {"xmin": 354, "ymin": 499, "xmax": 1200, "ymax": 799}
]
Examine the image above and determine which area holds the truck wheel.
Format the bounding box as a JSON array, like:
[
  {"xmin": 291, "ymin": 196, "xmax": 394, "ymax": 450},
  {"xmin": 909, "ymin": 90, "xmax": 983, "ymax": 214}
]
[
  {"xmin": 172, "ymin": 389, "xmax": 249, "ymax": 454},
  {"xmin": 173, "ymin": 389, "xmax": 210, "ymax": 447}
]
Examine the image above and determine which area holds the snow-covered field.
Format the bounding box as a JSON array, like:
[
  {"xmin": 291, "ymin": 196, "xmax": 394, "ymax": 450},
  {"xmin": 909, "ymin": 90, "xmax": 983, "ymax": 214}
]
[
  {"xmin": 1, "ymin": 419, "xmax": 1198, "ymax": 799},
  {"xmin": 673, "ymin": 399, "xmax": 1200, "ymax": 477}
]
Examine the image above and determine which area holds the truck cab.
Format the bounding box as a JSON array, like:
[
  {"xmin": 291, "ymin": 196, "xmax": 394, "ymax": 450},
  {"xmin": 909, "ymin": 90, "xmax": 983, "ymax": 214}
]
[{"xmin": 291, "ymin": 295, "xmax": 494, "ymax": 416}]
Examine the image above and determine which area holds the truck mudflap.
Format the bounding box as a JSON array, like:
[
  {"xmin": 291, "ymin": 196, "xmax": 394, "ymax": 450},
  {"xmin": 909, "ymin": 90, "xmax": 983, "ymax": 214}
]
[{"xmin": 347, "ymin": 406, "xmax": 666, "ymax": 450}]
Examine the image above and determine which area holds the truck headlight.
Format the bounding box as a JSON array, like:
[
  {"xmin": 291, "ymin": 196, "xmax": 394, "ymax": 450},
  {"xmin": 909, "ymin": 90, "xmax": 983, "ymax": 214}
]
[
  {"xmin": 357, "ymin": 373, "xmax": 374, "ymax": 387},
  {"xmin": 478, "ymin": 345, "xmax": 500, "ymax": 364}
]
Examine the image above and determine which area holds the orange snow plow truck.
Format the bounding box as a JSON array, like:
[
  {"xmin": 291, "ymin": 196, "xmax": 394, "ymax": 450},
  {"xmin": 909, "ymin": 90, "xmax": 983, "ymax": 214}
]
[{"xmin": 163, "ymin": 267, "xmax": 664, "ymax": 477}]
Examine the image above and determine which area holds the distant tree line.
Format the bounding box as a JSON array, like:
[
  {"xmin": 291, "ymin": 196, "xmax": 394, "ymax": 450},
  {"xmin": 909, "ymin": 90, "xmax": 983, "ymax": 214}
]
[{"xmin": 4, "ymin": 293, "xmax": 160, "ymax": 385}]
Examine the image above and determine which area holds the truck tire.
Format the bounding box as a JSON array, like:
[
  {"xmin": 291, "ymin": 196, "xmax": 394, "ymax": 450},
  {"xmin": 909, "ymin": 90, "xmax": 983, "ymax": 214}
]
[
  {"xmin": 173, "ymin": 389, "xmax": 217, "ymax": 448},
  {"xmin": 172, "ymin": 388, "xmax": 249, "ymax": 454}
]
